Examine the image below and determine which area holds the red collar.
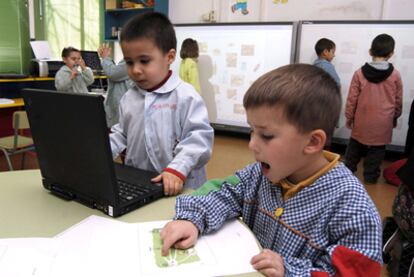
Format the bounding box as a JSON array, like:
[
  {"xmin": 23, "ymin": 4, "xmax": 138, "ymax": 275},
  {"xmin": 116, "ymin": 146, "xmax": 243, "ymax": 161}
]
[{"xmin": 147, "ymin": 70, "xmax": 172, "ymax": 92}]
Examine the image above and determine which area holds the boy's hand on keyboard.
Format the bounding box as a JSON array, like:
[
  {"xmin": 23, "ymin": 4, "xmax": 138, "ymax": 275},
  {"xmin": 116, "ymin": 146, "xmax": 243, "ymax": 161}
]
[
  {"xmin": 151, "ymin": 172, "xmax": 183, "ymax": 196},
  {"xmin": 160, "ymin": 220, "xmax": 198, "ymax": 256}
]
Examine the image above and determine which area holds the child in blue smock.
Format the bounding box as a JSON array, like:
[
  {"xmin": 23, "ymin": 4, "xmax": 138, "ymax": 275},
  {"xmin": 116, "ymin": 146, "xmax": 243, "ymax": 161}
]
[
  {"xmin": 55, "ymin": 47, "xmax": 94, "ymax": 93},
  {"xmin": 109, "ymin": 12, "xmax": 214, "ymax": 196}
]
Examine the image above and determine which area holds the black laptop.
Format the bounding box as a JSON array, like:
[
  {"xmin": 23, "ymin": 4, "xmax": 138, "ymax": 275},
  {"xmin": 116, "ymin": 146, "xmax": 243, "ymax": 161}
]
[
  {"xmin": 80, "ymin": 50, "xmax": 104, "ymax": 75},
  {"xmin": 22, "ymin": 88, "xmax": 164, "ymax": 217}
]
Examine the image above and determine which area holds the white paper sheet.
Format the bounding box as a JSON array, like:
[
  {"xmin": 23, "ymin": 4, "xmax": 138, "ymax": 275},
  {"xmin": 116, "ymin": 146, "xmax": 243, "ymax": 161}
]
[
  {"xmin": 29, "ymin": 40, "xmax": 61, "ymax": 61},
  {"xmin": 30, "ymin": 41, "xmax": 54, "ymax": 60},
  {"xmin": 52, "ymin": 215, "xmax": 132, "ymax": 277},
  {"xmin": 0, "ymin": 238, "xmax": 60, "ymax": 277},
  {"xmin": 0, "ymin": 98, "xmax": 14, "ymax": 105}
]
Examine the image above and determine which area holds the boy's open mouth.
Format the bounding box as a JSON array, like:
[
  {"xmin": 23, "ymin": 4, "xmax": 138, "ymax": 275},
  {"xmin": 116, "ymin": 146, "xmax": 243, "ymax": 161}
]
[{"xmin": 261, "ymin": 162, "xmax": 270, "ymax": 170}]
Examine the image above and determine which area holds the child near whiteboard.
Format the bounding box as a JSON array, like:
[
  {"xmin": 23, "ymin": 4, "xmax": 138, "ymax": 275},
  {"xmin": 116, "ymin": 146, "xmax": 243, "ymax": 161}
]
[
  {"xmin": 313, "ymin": 38, "xmax": 341, "ymax": 86},
  {"xmin": 161, "ymin": 64, "xmax": 382, "ymax": 276},
  {"xmin": 110, "ymin": 12, "xmax": 214, "ymax": 195},
  {"xmin": 179, "ymin": 38, "xmax": 201, "ymax": 93},
  {"xmin": 344, "ymin": 34, "xmax": 403, "ymax": 184}
]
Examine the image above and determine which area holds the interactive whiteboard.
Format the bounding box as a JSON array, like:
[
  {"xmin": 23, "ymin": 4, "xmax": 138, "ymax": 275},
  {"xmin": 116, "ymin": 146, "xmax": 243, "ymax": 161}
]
[
  {"xmin": 172, "ymin": 23, "xmax": 295, "ymax": 132},
  {"xmin": 297, "ymin": 21, "xmax": 414, "ymax": 148}
]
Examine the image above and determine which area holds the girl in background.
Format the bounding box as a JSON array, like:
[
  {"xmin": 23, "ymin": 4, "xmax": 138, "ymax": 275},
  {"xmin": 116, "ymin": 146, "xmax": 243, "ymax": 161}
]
[{"xmin": 179, "ymin": 38, "xmax": 201, "ymax": 93}]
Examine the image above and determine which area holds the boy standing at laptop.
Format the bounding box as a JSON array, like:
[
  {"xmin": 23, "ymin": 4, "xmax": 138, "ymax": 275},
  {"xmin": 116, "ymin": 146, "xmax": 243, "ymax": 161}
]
[
  {"xmin": 110, "ymin": 12, "xmax": 214, "ymax": 196},
  {"xmin": 161, "ymin": 64, "xmax": 382, "ymax": 276}
]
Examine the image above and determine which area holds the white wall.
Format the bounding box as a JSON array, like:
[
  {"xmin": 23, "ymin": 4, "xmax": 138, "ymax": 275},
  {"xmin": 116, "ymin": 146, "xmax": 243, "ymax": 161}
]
[
  {"xmin": 260, "ymin": 0, "xmax": 383, "ymax": 21},
  {"xmin": 114, "ymin": 0, "xmax": 414, "ymax": 60},
  {"xmin": 168, "ymin": 0, "xmax": 414, "ymax": 23},
  {"xmin": 382, "ymin": 0, "xmax": 414, "ymax": 19},
  {"xmin": 168, "ymin": 0, "xmax": 220, "ymax": 23}
]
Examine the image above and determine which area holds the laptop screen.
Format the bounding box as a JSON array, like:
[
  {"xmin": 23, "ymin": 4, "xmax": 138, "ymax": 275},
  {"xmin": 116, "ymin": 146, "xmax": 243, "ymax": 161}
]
[{"xmin": 22, "ymin": 89, "xmax": 117, "ymax": 205}]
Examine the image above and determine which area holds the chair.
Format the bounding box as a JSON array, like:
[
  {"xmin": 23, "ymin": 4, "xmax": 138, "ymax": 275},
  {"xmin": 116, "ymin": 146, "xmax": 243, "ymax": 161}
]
[{"xmin": 0, "ymin": 111, "xmax": 35, "ymax": 170}]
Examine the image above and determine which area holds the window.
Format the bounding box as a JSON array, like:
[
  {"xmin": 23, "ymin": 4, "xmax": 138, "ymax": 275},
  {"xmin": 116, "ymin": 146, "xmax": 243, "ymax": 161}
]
[{"xmin": 44, "ymin": 0, "xmax": 101, "ymax": 57}]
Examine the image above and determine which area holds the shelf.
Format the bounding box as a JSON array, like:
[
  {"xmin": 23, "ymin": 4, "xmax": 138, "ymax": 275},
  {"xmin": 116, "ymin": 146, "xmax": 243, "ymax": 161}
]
[
  {"xmin": 103, "ymin": 0, "xmax": 169, "ymax": 41},
  {"xmin": 105, "ymin": 7, "xmax": 152, "ymax": 13}
]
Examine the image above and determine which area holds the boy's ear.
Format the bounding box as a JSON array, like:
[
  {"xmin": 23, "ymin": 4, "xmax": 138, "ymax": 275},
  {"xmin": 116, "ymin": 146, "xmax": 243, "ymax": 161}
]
[
  {"xmin": 303, "ymin": 129, "xmax": 326, "ymax": 154},
  {"xmin": 369, "ymin": 49, "xmax": 373, "ymax": 57},
  {"xmin": 166, "ymin": 49, "xmax": 176, "ymax": 65}
]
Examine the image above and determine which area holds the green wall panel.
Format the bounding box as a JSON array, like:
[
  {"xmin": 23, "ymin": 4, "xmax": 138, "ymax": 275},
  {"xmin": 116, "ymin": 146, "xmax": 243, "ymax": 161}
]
[{"xmin": 0, "ymin": 0, "xmax": 30, "ymax": 74}]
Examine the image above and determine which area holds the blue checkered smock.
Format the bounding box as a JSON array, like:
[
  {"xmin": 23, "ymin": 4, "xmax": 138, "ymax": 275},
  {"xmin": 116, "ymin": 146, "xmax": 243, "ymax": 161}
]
[{"xmin": 174, "ymin": 162, "xmax": 382, "ymax": 276}]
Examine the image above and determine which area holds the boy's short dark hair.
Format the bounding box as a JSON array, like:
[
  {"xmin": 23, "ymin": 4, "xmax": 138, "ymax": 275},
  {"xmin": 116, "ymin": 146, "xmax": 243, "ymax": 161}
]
[
  {"xmin": 243, "ymin": 64, "xmax": 341, "ymax": 139},
  {"xmin": 180, "ymin": 38, "xmax": 199, "ymax": 59},
  {"xmin": 61, "ymin": 46, "xmax": 80, "ymax": 58},
  {"xmin": 370, "ymin": 33, "xmax": 395, "ymax": 58},
  {"xmin": 314, "ymin": 38, "xmax": 336, "ymax": 56},
  {"xmin": 120, "ymin": 12, "xmax": 176, "ymax": 54}
]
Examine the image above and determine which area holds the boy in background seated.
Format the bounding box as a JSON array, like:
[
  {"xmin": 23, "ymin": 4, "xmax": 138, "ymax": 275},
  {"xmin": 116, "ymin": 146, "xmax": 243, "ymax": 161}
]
[
  {"xmin": 110, "ymin": 12, "xmax": 213, "ymax": 195},
  {"xmin": 161, "ymin": 64, "xmax": 382, "ymax": 276},
  {"xmin": 313, "ymin": 38, "xmax": 341, "ymax": 86},
  {"xmin": 55, "ymin": 47, "xmax": 94, "ymax": 93}
]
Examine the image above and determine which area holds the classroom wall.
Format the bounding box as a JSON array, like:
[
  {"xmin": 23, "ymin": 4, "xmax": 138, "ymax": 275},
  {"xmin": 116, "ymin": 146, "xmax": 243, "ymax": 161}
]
[{"xmin": 168, "ymin": 0, "xmax": 414, "ymax": 23}]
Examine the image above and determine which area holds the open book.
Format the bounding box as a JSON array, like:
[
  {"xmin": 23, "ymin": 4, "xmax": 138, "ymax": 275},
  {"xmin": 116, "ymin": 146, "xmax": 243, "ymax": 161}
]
[{"xmin": 0, "ymin": 215, "xmax": 261, "ymax": 277}]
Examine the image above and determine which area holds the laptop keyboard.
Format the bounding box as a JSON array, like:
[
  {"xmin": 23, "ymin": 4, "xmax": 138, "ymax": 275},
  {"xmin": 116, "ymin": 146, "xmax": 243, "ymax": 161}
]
[{"xmin": 117, "ymin": 180, "xmax": 152, "ymax": 202}]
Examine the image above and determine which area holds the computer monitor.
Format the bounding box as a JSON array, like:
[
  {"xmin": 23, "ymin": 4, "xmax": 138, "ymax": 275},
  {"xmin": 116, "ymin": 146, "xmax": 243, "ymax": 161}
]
[{"xmin": 80, "ymin": 50, "xmax": 103, "ymax": 74}]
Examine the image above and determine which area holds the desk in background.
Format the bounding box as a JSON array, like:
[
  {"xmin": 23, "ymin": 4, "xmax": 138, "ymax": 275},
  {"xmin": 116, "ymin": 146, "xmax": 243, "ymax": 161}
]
[
  {"xmin": 0, "ymin": 76, "xmax": 107, "ymax": 98},
  {"xmin": 0, "ymin": 76, "xmax": 107, "ymax": 136},
  {"xmin": 0, "ymin": 97, "xmax": 24, "ymax": 109},
  {"xmin": 0, "ymin": 98, "xmax": 25, "ymax": 137}
]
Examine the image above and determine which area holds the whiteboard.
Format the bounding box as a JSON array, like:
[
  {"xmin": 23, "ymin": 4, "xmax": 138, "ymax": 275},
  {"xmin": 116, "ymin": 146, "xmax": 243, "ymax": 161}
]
[
  {"xmin": 297, "ymin": 21, "xmax": 414, "ymax": 147},
  {"xmin": 172, "ymin": 23, "xmax": 295, "ymax": 131}
]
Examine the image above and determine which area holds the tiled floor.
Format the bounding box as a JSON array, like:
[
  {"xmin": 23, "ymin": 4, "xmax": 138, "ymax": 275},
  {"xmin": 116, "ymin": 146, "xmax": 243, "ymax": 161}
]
[{"xmin": 0, "ymin": 134, "xmax": 400, "ymax": 276}]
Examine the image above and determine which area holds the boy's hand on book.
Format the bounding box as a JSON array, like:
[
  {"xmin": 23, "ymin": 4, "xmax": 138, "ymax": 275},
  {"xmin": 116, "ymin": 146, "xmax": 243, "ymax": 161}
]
[
  {"xmin": 250, "ymin": 249, "xmax": 285, "ymax": 277},
  {"xmin": 160, "ymin": 220, "xmax": 198, "ymax": 256},
  {"xmin": 152, "ymin": 172, "xmax": 183, "ymax": 196}
]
